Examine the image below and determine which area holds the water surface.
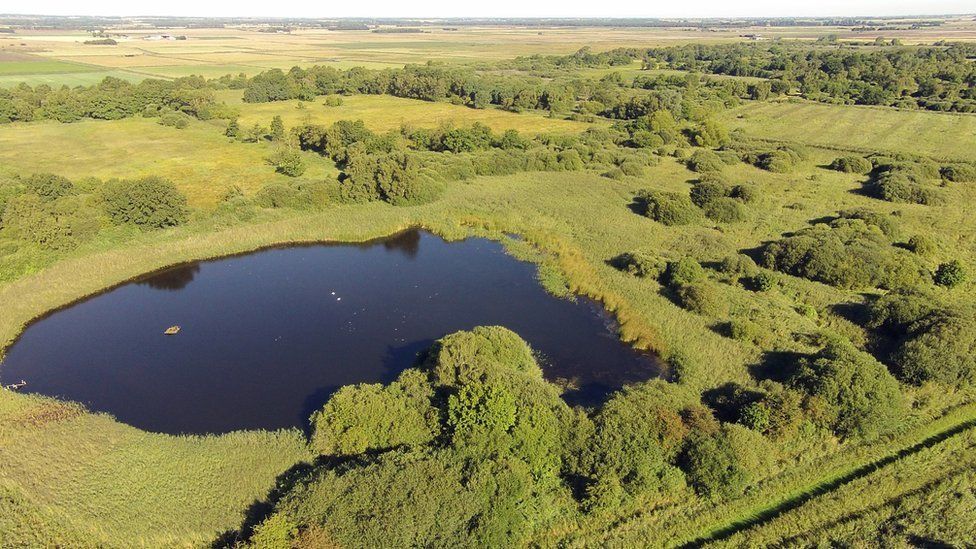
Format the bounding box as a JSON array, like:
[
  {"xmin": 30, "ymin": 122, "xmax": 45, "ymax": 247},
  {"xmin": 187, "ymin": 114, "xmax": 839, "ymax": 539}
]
[{"xmin": 0, "ymin": 230, "xmax": 659, "ymax": 434}]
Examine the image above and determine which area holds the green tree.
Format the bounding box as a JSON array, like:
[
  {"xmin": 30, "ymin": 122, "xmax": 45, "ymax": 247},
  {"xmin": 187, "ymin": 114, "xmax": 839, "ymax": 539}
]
[
  {"xmin": 934, "ymin": 260, "xmax": 967, "ymax": 288},
  {"xmin": 99, "ymin": 176, "xmax": 188, "ymax": 229},
  {"xmin": 270, "ymin": 115, "xmax": 285, "ymax": 141},
  {"xmin": 267, "ymin": 146, "xmax": 306, "ymax": 177},
  {"xmin": 224, "ymin": 118, "xmax": 240, "ymax": 138},
  {"xmin": 791, "ymin": 340, "xmax": 906, "ymax": 439}
]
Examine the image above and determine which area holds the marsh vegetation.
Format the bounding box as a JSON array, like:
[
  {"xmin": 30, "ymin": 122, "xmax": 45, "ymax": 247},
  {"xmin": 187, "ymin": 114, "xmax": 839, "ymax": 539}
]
[{"xmin": 1, "ymin": 16, "xmax": 975, "ymax": 548}]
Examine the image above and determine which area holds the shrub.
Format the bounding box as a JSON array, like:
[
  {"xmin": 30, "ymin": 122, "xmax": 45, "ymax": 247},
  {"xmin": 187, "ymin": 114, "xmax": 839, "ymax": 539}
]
[
  {"xmin": 310, "ymin": 369, "xmax": 438, "ymax": 455},
  {"xmin": 24, "ymin": 173, "xmax": 74, "ymax": 201},
  {"xmin": 495, "ymin": 129, "xmax": 530, "ymax": 150},
  {"xmin": 830, "ymin": 155, "xmax": 873, "ymax": 174},
  {"xmin": 664, "ymin": 257, "xmax": 705, "ymax": 286},
  {"xmin": 892, "ymin": 309, "xmax": 976, "ymax": 386},
  {"xmin": 690, "ymin": 119, "xmax": 730, "ymax": 148},
  {"xmin": 100, "ymin": 176, "xmax": 188, "ymax": 229},
  {"xmin": 715, "ymin": 149, "xmax": 740, "ymax": 165},
  {"xmin": 865, "ymin": 290, "xmax": 938, "ymax": 336},
  {"xmin": 933, "ymin": 260, "xmax": 967, "ymax": 288},
  {"xmin": 619, "ymin": 160, "xmax": 643, "ymax": 177},
  {"xmin": 872, "ymin": 172, "xmax": 937, "ymax": 205},
  {"xmin": 674, "ymin": 282, "xmax": 727, "ymax": 316},
  {"xmin": 0, "ymin": 194, "xmax": 97, "ymax": 251},
  {"xmin": 667, "ymin": 350, "xmax": 696, "ymax": 383},
  {"xmin": 703, "ymin": 197, "xmax": 747, "ymax": 223},
  {"xmin": 837, "ymin": 208, "xmax": 901, "ymax": 239},
  {"xmin": 682, "ymin": 426, "xmax": 763, "ymax": 498},
  {"xmin": 689, "ymin": 179, "xmax": 729, "ymax": 207},
  {"xmin": 717, "ymin": 254, "xmax": 758, "ymax": 279},
  {"xmin": 587, "ymin": 382, "xmax": 692, "ymax": 495},
  {"xmin": 254, "ymin": 180, "xmax": 328, "ymax": 209},
  {"xmin": 687, "ymin": 150, "xmax": 724, "ymax": 173},
  {"xmin": 907, "ymin": 234, "xmax": 935, "ymax": 256},
  {"xmin": 635, "ymin": 190, "xmax": 701, "ymax": 226},
  {"xmin": 762, "ymin": 220, "xmax": 925, "ymax": 290},
  {"xmin": 791, "ymin": 340, "xmax": 905, "ymax": 439},
  {"xmin": 730, "ymin": 184, "xmax": 758, "ymax": 203},
  {"xmin": 157, "ymin": 110, "xmax": 190, "ymax": 129},
  {"xmin": 940, "ymin": 164, "xmax": 976, "ymax": 183},
  {"xmin": 747, "ymin": 271, "xmax": 777, "ymax": 292},
  {"xmin": 610, "ymin": 251, "xmax": 665, "ymax": 279},
  {"xmin": 727, "ymin": 318, "xmax": 765, "ymax": 346},
  {"xmin": 757, "ymin": 150, "xmax": 797, "ymax": 173},
  {"xmin": 630, "ymin": 130, "xmax": 664, "ymax": 149},
  {"xmin": 267, "ymin": 147, "xmax": 307, "ymax": 177},
  {"xmin": 556, "ymin": 149, "xmax": 584, "ymax": 171},
  {"xmin": 323, "ymin": 95, "xmax": 344, "ymax": 107},
  {"xmin": 225, "ymin": 118, "xmax": 240, "ymax": 138},
  {"xmin": 738, "ymin": 401, "xmax": 771, "ymax": 432}
]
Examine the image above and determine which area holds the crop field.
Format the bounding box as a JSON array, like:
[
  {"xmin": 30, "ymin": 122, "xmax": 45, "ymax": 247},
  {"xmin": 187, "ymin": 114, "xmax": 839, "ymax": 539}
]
[
  {"xmin": 3, "ymin": 16, "xmax": 976, "ymax": 86},
  {"xmin": 0, "ymin": 118, "xmax": 338, "ymax": 206},
  {"xmin": 721, "ymin": 99, "xmax": 976, "ymax": 162}
]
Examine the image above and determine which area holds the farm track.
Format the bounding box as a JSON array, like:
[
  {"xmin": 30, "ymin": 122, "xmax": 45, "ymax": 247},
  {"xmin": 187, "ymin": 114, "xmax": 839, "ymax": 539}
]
[{"xmin": 680, "ymin": 406, "xmax": 976, "ymax": 547}]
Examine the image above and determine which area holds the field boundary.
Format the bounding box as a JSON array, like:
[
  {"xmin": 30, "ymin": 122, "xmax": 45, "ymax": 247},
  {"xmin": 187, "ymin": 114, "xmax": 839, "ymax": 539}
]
[{"xmin": 676, "ymin": 404, "xmax": 976, "ymax": 547}]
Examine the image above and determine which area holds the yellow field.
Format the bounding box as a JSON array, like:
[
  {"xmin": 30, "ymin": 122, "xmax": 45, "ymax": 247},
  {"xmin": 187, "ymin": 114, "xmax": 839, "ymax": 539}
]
[
  {"xmin": 0, "ymin": 117, "xmax": 337, "ymax": 206},
  {"xmin": 220, "ymin": 90, "xmax": 595, "ymax": 134},
  {"xmin": 3, "ymin": 17, "xmax": 976, "ymax": 87}
]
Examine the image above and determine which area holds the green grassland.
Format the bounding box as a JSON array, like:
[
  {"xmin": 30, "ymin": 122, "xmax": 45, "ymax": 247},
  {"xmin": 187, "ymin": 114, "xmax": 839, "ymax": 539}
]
[
  {"xmin": 219, "ymin": 90, "xmax": 595, "ymax": 134},
  {"xmin": 0, "ymin": 117, "xmax": 338, "ymax": 206},
  {"xmin": 2, "ymin": 143, "xmax": 974, "ymax": 544},
  {"xmin": 0, "ymin": 392, "xmax": 311, "ymax": 546},
  {"xmin": 0, "ymin": 58, "xmax": 95, "ymax": 75},
  {"xmin": 721, "ymin": 99, "xmax": 976, "ymax": 162},
  {"xmin": 1, "ymin": 30, "xmax": 976, "ymax": 545},
  {"xmin": 0, "ymin": 70, "xmax": 143, "ymax": 88}
]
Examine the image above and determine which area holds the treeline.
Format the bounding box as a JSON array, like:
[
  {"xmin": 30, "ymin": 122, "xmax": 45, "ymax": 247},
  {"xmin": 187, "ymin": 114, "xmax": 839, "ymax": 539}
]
[
  {"xmin": 237, "ymin": 61, "xmax": 756, "ymax": 124},
  {"xmin": 0, "ymin": 76, "xmax": 230, "ymax": 124},
  {"xmin": 287, "ymin": 119, "xmax": 663, "ymax": 205},
  {"xmin": 0, "ymin": 173, "xmax": 190, "ymax": 279},
  {"xmin": 646, "ymin": 42, "xmax": 976, "ymax": 112}
]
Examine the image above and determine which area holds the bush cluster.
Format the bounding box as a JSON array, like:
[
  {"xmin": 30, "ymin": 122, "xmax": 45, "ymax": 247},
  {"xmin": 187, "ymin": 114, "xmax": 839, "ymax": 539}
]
[{"xmin": 762, "ymin": 217, "xmax": 925, "ymax": 289}]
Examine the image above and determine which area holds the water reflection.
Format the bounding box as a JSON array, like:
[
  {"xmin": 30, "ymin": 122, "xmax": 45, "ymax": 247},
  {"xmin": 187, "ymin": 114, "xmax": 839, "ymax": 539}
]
[
  {"xmin": 1, "ymin": 230, "xmax": 659, "ymax": 434},
  {"xmin": 136, "ymin": 264, "xmax": 201, "ymax": 291}
]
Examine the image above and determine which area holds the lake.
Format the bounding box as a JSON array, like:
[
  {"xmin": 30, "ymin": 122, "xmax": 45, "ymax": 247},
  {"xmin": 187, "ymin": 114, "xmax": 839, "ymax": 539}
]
[{"xmin": 0, "ymin": 230, "xmax": 660, "ymax": 434}]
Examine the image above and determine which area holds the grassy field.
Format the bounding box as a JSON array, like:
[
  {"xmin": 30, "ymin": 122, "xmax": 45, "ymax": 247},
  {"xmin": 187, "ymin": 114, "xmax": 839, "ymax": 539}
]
[
  {"xmin": 2, "ymin": 20, "xmax": 976, "ymax": 546},
  {"xmin": 0, "ymin": 58, "xmax": 94, "ymax": 75},
  {"xmin": 0, "ymin": 392, "xmax": 312, "ymax": 546},
  {"xmin": 0, "ymin": 117, "xmax": 338, "ymax": 206},
  {"xmin": 721, "ymin": 99, "xmax": 976, "ymax": 161},
  {"xmin": 1, "ymin": 152, "xmax": 974, "ymax": 544},
  {"xmin": 219, "ymin": 90, "xmax": 595, "ymax": 134}
]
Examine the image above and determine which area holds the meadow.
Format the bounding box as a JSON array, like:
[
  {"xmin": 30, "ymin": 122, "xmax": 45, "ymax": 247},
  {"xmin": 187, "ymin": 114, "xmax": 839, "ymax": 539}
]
[
  {"xmin": 0, "ymin": 117, "xmax": 338, "ymax": 206},
  {"xmin": 1, "ymin": 20, "xmax": 976, "ymax": 547},
  {"xmin": 721, "ymin": 99, "xmax": 976, "ymax": 162}
]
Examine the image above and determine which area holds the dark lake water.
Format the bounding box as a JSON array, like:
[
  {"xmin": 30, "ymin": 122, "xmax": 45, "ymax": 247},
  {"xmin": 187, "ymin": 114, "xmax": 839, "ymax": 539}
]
[{"xmin": 0, "ymin": 230, "xmax": 660, "ymax": 434}]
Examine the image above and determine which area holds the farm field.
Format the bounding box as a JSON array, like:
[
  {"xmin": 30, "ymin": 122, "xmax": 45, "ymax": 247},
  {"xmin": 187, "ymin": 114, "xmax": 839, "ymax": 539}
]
[
  {"xmin": 721, "ymin": 99, "xmax": 976, "ymax": 161},
  {"xmin": 1, "ymin": 14, "xmax": 976, "ymax": 548},
  {"xmin": 1, "ymin": 14, "xmax": 972, "ymax": 87}
]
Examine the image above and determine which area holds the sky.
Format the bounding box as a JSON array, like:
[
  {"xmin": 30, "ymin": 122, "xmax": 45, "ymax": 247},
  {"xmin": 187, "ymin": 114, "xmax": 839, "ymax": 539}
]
[{"xmin": 5, "ymin": 0, "xmax": 974, "ymax": 19}]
